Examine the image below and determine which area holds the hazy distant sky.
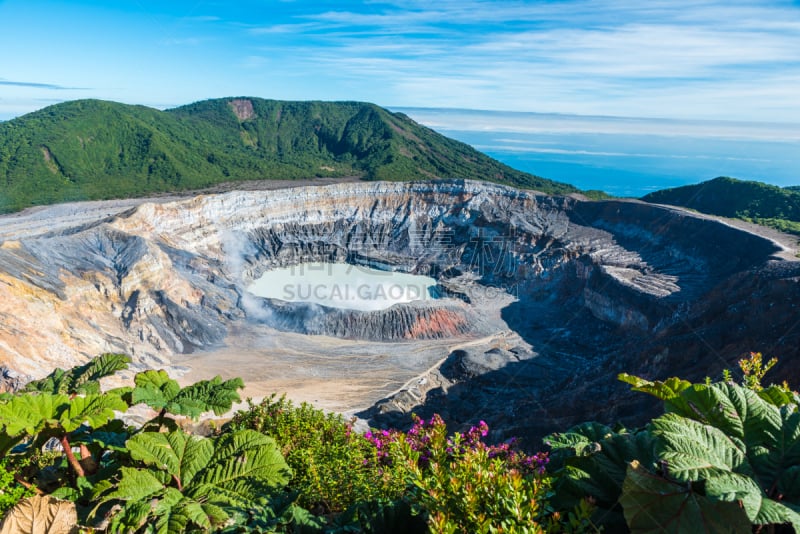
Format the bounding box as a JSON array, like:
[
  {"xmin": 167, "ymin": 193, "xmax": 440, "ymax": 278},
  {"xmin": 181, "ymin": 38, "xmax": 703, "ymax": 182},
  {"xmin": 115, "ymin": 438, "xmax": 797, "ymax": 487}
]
[{"xmin": 1, "ymin": 0, "xmax": 800, "ymax": 123}]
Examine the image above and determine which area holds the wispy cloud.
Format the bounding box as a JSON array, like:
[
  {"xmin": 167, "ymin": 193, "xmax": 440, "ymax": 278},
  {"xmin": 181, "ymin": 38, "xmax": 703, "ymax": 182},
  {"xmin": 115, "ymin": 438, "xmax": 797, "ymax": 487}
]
[
  {"xmin": 241, "ymin": 0, "xmax": 800, "ymax": 122},
  {"xmin": 183, "ymin": 15, "xmax": 221, "ymax": 23},
  {"xmin": 249, "ymin": 22, "xmax": 323, "ymax": 35},
  {"xmin": 0, "ymin": 80, "xmax": 88, "ymax": 90},
  {"xmin": 472, "ymin": 143, "xmax": 772, "ymax": 162},
  {"xmin": 395, "ymin": 107, "xmax": 800, "ymax": 142},
  {"xmin": 159, "ymin": 37, "xmax": 208, "ymax": 46}
]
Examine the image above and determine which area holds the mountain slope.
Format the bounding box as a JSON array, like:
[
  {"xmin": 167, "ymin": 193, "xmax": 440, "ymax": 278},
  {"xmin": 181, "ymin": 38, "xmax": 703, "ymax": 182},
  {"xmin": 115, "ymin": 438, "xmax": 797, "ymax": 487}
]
[
  {"xmin": 642, "ymin": 176, "xmax": 800, "ymax": 235},
  {"xmin": 0, "ymin": 98, "xmax": 576, "ymax": 213}
]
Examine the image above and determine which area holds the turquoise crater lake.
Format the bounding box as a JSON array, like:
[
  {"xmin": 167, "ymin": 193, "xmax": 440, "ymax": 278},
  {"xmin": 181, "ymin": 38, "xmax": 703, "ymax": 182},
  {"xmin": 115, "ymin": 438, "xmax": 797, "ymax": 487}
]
[{"xmin": 247, "ymin": 263, "xmax": 439, "ymax": 312}]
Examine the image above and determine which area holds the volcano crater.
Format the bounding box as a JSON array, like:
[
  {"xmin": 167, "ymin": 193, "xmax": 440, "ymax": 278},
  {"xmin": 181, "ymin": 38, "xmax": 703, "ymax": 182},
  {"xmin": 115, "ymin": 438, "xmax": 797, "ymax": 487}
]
[{"xmin": 0, "ymin": 180, "xmax": 798, "ymax": 437}]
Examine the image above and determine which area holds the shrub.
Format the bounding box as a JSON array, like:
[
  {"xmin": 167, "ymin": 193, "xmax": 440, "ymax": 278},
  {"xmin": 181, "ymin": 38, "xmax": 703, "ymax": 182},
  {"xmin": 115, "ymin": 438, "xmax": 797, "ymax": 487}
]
[
  {"xmin": 376, "ymin": 415, "xmax": 554, "ymax": 533},
  {"xmin": 227, "ymin": 394, "xmax": 404, "ymax": 514},
  {"xmin": 0, "ymin": 458, "xmax": 34, "ymax": 517}
]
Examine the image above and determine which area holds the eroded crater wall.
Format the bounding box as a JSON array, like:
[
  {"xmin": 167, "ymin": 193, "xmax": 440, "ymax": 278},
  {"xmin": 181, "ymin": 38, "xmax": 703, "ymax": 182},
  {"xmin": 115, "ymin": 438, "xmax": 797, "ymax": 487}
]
[{"xmin": 0, "ymin": 180, "xmax": 793, "ymax": 441}]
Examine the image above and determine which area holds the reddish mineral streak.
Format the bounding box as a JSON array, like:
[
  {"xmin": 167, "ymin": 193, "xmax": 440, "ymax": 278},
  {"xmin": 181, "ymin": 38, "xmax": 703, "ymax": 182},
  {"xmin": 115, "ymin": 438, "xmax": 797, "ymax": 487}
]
[{"xmin": 406, "ymin": 309, "xmax": 468, "ymax": 339}]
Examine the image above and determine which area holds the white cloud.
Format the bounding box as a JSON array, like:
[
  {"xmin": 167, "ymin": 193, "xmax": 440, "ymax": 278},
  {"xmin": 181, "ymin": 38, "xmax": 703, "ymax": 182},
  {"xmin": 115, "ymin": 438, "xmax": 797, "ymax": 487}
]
[
  {"xmin": 471, "ymin": 143, "xmax": 772, "ymax": 162},
  {"xmin": 244, "ymin": 0, "xmax": 800, "ymax": 122},
  {"xmin": 249, "ymin": 22, "xmax": 323, "ymax": 35},
  {"xmin": 395, "ymin": 107, "xmax": 800, "ymax": 141}
]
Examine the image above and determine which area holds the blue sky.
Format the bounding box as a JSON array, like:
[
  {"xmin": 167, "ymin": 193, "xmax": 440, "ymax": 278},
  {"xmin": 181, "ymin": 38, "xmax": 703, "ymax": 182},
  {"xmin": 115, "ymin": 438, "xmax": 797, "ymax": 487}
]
[{"xmin": 2, "ymin": 0, "xmax": 800, "ymax": 123}]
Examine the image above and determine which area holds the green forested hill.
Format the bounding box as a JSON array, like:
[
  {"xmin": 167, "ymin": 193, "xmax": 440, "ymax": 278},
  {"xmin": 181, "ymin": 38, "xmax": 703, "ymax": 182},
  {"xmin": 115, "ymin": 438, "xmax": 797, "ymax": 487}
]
[
  {"xmin": 0, "ymin": 97, "xmax": 576, "ymax": 213},
  {"xmin": 642, "ymin": 176, "xmax": 800, "ymax": 234}
]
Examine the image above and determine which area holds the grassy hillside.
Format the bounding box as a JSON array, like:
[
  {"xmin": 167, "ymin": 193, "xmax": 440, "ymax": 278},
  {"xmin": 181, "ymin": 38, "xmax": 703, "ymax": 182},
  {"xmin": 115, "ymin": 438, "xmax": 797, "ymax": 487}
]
[
  {"xmin": 0, "ymin": 98, "xmax": 576, "ymax": 213},
  {"xmin": 642, "ymin": 176, "xmax": 800, "ymax": 235}
]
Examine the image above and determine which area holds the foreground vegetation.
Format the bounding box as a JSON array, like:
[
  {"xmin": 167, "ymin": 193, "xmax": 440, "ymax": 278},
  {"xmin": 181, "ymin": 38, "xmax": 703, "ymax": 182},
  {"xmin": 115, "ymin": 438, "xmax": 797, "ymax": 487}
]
[
  {"xmin": 0, "ymin": 352, "xmax": 798, "ymax": 532},
  {"xmin": 0, "ymin": 98, "xmax": 576, "ymax": 213},
  {"xmin": 643, "ymin": 176, "xmax": 800, "ymax": 236}
]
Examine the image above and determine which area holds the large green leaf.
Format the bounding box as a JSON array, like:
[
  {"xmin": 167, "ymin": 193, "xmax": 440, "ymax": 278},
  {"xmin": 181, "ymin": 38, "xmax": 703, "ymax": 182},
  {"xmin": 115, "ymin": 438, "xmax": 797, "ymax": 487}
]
[
  {"xmin": 102, "ymin": 429, "xmax": 289, "ymax": 533},
  {"xmin": 131, "ymin": 372, "xmax": 243, "ymax": 419},
  {"xmin": 152, "ymin": 488, "xmax": 189, "ymax": 534},
  {"xmin": 758, "ymin": 385, "xmax": 799, "ymax": 408},
  {"xmin": 702, "ymin": 471, "xmax": 763, "ymax": 519},
  {"xmin": 544, "ymin": 422, "xmax": 615, "ymax": 452},
  {"xmin": 169, "ymin": 376, "xmax": 244, "ymax": 417},
  {"xmin": 657, "ymin": 383, "xmax": 800, "ymax": 511},
  {"xmin": 177, "ymin": 499, "xmax": 213, "ymax": 530},
  {"xmin": 749, "ymin": 405, "xmax": 800, "ymax": 500},
  {"xmin": 24, "ymin": 353, "xmax": 131, "ymax": 395},
  {"xmin": 0, "ymin": 393, "xmax": 65, "ymax": 437},
  {"xmin": 620, "ymin": 461, "xmax": 750, "ymax": 533},
  {"xmin": 666, "ymin": 383, "xmax": 782, "ymax": 448},
  {"xmin": 101, "ymin": 467, "xmax": 165, "ymax": 503},
  {"xmin": 127, "ymin": 431, "xmax": 213, "ymax": 489},
  {"xmin": 108, "ymin": 500, "xmax": 152, "ymax": 534},
  {"xmin": 130, "ymin": 370, "xmax": 181, "ymax": 410},
  {"xmin": 653, "ymin": 413, "xmax": 747, "ymax": 480},
  {"xmin": 58, "ymin": 393, "xmax": 128, "ymax": 432},
  {"xmin": 618, "ymin": 374, "xmax": 692, "ymax": 401},
  {"xmin": 548, "ymin": 427, "xmax": 657, "ymax": 531},
  {"xmin": 100, "ymin": 466, "xmax": 215, "ymax": 534},
  {"xmin": 150, "ymin": 490, "xmax": 218, "ymax": 534},
  {"xmin": 104, "ymin": 470, "xmax": 232, "ymax": 534},
  {"xmin": 753, "ymin": 498, "xmax": 800, "ymax": 531},
  {"xmin": 192, "ymin": 430, "xmax": 291, "ymax": 505},
  {"xmin": 0, "ymin": 390, "xmax": 128, "ymax": 457},
  {"xmin": 654, "ymin": 413, "xmax": 775, "ymax": 523}
]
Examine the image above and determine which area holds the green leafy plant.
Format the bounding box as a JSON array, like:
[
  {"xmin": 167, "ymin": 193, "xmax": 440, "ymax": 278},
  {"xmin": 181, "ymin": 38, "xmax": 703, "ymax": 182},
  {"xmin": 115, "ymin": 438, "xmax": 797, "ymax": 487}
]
[
  {"xmin": 0, "ymin": 383, "xmax": 128, "ymax": 478},
  {"xmin": 128, "ymin": 369, "xmax": 244, "ymax": 430},
  {"xmin": 544, "ymin": 422, "xmax": 655, "ymax": 531},
  {"xmin": 0, "ymin": 354, "xmax": 290, "ymax": 533},
  {"xmin": 23, "ymin": 353, "xmax": 132, "ymax": 395},
  {"xmin": 22, "ymin": 351, "xmax": 800, "ymax": 533},
  {"xmin": 619, "ymin": 460, "xmax": 750, "ymax": 533},
  {"xmin": 93, "ymin": 428, "xmax": 290, "ymax": 533},
  {"xmin": 548, "ymin": 355, "xmax": 800, "ymax": 532}
]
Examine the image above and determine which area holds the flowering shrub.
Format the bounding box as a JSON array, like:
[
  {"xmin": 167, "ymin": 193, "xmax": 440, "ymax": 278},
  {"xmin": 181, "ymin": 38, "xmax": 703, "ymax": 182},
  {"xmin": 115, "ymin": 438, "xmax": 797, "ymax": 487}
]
[
  {"xmin": 365, "ymin": 415, "xmax": 552, "ymax": 533},
  {"xmin": 230, "ymin": 400, "xmax": 558, "ymax": 532},
  {"xmin": 738, "ymin": 351, "xmax": 778, "ymax": 390}
]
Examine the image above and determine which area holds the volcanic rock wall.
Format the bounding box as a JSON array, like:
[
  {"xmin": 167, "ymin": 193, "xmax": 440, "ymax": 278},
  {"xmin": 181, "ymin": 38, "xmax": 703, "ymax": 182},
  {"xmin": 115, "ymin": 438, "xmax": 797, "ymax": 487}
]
[{"xmin": 0, "ymin": 179, "xmax": 792, "ymax": 413}]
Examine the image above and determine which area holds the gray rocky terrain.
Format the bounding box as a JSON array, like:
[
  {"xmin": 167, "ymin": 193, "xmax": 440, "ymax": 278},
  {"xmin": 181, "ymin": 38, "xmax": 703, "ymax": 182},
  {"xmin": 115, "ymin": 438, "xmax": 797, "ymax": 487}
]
[{"xmin": 1, "ymin": 179, "xmax": 798, "ymax": 441}]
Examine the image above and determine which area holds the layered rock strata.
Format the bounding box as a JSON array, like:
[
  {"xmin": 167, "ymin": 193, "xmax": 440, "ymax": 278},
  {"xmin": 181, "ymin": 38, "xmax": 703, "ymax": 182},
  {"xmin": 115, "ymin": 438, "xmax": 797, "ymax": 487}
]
[{"xmin": 0, "ymin": 180, "xmax": 797, "ymax": 439}]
